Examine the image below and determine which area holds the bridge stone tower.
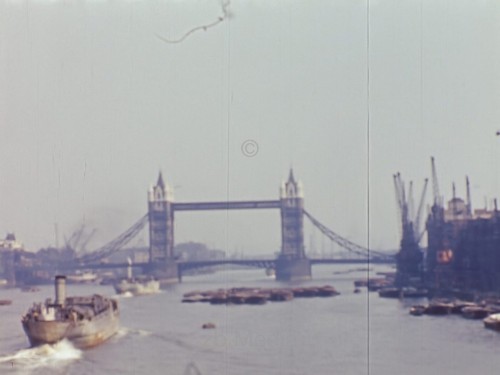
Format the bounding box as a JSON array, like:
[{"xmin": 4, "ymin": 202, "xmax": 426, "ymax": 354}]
[
  {"xmin": 147, "ymin": 172, "xmax": 177, "ymax": 283},
  {"xmin": 276, "ymin": 169, "xmax": 311, "ymax": 281}
]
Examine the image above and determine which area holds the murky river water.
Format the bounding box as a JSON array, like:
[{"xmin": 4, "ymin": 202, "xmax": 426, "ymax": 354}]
[{"xmin": 1, "ymin": 264, "xmax": 500, "ymax": 375}]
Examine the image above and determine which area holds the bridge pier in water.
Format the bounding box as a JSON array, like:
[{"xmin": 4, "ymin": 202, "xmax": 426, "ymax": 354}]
[{"xmin": 275, "ymin": 256, "xmax": 311, "ymax": 281}]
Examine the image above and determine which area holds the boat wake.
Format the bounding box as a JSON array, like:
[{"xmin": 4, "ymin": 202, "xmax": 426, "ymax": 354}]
[
  {"xmin": 115, "ymin": 327, "xmax": 153, "ymax": 339},
  {"xmin": 113, "ymin": 291, "xmax": 134, "ymax": 299},
  {"xmin": 0, "ymin": 339, "xmax": 82, "ymax": 373}
]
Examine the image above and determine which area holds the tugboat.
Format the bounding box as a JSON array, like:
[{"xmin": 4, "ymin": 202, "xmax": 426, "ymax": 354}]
[
  {"xmin": 484, "ymin": 313, "xmax": 500, "ymax": 331},
  {"xmin": 265, "ymin": 268, "xmax": 276, "ymax": 279},
  {"xmin": 21, "ymin": 275, "xmax": 119, "ymax": 349},
  {"xmin": 113, "ymin": 276, "xmax": 160, "ymax": 296},
  {"xmin": 113, "ymin": 258, "xmax": 159, "ymax": 296}
]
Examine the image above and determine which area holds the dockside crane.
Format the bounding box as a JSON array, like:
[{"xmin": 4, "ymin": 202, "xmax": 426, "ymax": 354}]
[
  {"xmin": 393, "ymin": 173, "xmax": 409, "ymax": 237},
  {"xmin": 408, "ymin": 181, "xmax": 415, "ymax": 228},
  {"xmin": 415, "ymin": 178, "xmax": 429, "ymax": 242},
  {"xmin": 79, "ymin": 228, "xmax": 98, "ymax": 254},
  {"xmin": 466, "ymin": 176, "xmax": 472, "ymax": 216},
  {"xmin": 393, "ymin": 173, "xmax": 427, "ymax": 246},
  {"xmin": 431, "ymin": 156, "xmax": 443, "ymax": 208},
  {"xmin": 76, "ymin": 214, "xmax": 148, "ymax": 265},
  {"xmin": 393, "ymin": 171, "xmax": 427, "ymax": 286}
]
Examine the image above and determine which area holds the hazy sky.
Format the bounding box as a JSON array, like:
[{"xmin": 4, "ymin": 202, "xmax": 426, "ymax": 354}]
[{"xmin": 1, "ymin": 0, "xmax": 499, "ymax": 256}]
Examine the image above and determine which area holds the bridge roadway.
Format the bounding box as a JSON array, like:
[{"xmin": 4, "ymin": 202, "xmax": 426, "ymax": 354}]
[
  {"xmin": 172, "ymin": 200, "xmax": 281, "ymax": 211},
  {"xmin": 57, "ymin": 257, "xmax": 395, "ymax": 273}
]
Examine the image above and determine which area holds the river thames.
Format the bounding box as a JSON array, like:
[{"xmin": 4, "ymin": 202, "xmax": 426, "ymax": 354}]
[{"xmin": 1, "ymin": 264, "xmax": 500, "ymax": 375}]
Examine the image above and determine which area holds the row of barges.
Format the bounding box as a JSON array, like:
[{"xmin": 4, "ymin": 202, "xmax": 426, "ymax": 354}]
[
  {"xmin": 182, "ymin": 285, "xmax": 340, "ymax": 305},
  {"xmin": 409, "ymin": 298, "xmax": 500, "ymax": 332}
]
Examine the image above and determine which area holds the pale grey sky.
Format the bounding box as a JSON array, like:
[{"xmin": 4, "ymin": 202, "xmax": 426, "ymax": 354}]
[{"xmin": 1, "ymin": 0, "xmax": 499, "ymax": 255}]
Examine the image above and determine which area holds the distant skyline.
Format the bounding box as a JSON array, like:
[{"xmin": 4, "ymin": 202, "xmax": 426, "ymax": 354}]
[{"xmin": 1, "ymin": 0, "xmax": 499, "ymax": 254}]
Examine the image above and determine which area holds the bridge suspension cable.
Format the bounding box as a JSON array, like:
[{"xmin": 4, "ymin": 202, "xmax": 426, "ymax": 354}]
[
  {"xmin": 76, "ymin": 214, "xmax": 149, "ymax": 264},
  {"xmin": 303, "ymin": 210, "xmax": 394, "ymax": 260}
]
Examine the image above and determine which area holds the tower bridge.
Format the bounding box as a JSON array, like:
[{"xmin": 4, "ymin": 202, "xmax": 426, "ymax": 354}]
[
  {"xmin": 146, "ymin": 169, "xmax": 311, "ymax": 282},
  {"xmin": 12, "ymin": 169, "xmax": 395, "ymax": 285}
]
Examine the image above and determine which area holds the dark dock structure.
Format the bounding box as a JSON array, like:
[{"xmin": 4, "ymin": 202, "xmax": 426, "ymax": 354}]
[
  {"xmin": 395, "ymin": 157, "xmax": 500, "ymax": 295},
  {"xmin": 426, "ymin": 182, "xmax": 500, "ymax": 293}
]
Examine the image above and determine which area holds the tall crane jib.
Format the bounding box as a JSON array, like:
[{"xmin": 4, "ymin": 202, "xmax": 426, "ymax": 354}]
[
  {"xmin": 393, "ymin": 172, "xmax": 427, "ymax": 286},
  {"xmin": 431, "ymin": 156, "xmax": 443, "ymax": 208},
  {"xmin": 76, "ymin": 214, "xmax": 148, "ymax": 265},
  {"xmin": 415, "ymin": 179, "xmax": 429, "ymax": 242},
  {"xmin": 466, "ymin": 176, "xmax": 472, "ymax": 216}
]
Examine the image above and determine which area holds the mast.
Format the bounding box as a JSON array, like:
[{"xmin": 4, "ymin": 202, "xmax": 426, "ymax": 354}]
[{"xmin": 466, "ymin": 176, "xmax": 472, "ymax": 216}]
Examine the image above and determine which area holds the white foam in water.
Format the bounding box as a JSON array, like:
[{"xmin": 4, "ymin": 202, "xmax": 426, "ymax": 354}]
[
  {"xmin": 114, "ymin": 291, "xmax": 133, "ymax": 299},
  {"xmin": 0, "ymin": 339, "xmax": 82, "ymax": 371},
  {"xmin": 135, "ymin": 329, "xmax": 153, "ymax": 337},
  {"xmin": 113, "ymin": 327, "xmax": 130, "ymax": 340},
  {"xmin": 114, "ymin": 327, "xmax": 153, "ymax": 341}
]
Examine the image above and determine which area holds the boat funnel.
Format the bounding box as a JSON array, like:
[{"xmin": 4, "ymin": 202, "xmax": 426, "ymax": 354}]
[
  {"xmin": 55, "ymin": 275, "xmax": 66, "ymax": 306},
  {"xmin": 127, "ymin": 257, "xmax": 132, "ymax": 279}
]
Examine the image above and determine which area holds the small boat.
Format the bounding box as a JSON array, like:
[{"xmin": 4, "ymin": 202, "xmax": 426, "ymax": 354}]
[
  {"xmin": 450, "ymin": 301, "xmax": 476, "ymax": 314},
  {"xmin": 354, "ymin": 280, "xmax": 368, "ymax": 287},
  {"xmin": 409, "ymin": 305, "xmax": 426, "ymax": 316},
  {"xmin": 401, "ymin": 287, "xmax": 428, "ymax": 298},
  {"xmin": 425, "ymin": 302, "xmax": 453, "ymax": 315},
  {"xmin": 378, "ymin": 288, "xmax": 402, "ymax": 298},
  {"xmin": 354, "ymin": 278, "xmax": 389, "ymax": 288},
  {"xmin": 0, "ymin": 299, "xmax": 12, "ymax": 306},
  {"xmin": 461, "ymin": 306, "xmax": 492, "ymax": 320},
  {"xmin": 265, "ymin": 268, "xmax": 276, "ymax": 278},
  {"xmin": 484, "ymin": 313, "xmax": 500, "ymax": 331},
  {"xmin": 113, "ymin": 276, "xmax": 160, "ymax": 296},
  {"xmin": 22, "ymin": 275, "xmax": 119, "ymax": 349},
  {"xmin": 114, "ymin": 257, "xmax": 160, "ymax": 296},
  {"xmin": 367, "ymin": 279, "xmax": 391, "ymax": 291}
]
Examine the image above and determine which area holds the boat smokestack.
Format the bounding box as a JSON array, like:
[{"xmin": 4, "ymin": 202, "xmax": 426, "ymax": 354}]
[
  {"xmin": 55, "ymin": 275, "xmax": 66, "ymax": 306},
  {"xmin": 127, "ymin": 257, "xmax": 132, "ymax": 279}
]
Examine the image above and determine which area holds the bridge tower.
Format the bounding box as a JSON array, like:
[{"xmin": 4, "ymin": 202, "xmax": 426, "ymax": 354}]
[
  {"xmin": 276, "ymin": 169, "xmax": 311, "ymax": 281},
  {"xmin": 147, "ymin": 172, "xmax": 177, "ymax": 282}
]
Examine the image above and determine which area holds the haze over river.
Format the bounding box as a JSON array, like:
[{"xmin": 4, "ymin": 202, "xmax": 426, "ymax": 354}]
[{"xmin": 1, "ymin": 265, "xmax": 500, "ymax": 375}]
